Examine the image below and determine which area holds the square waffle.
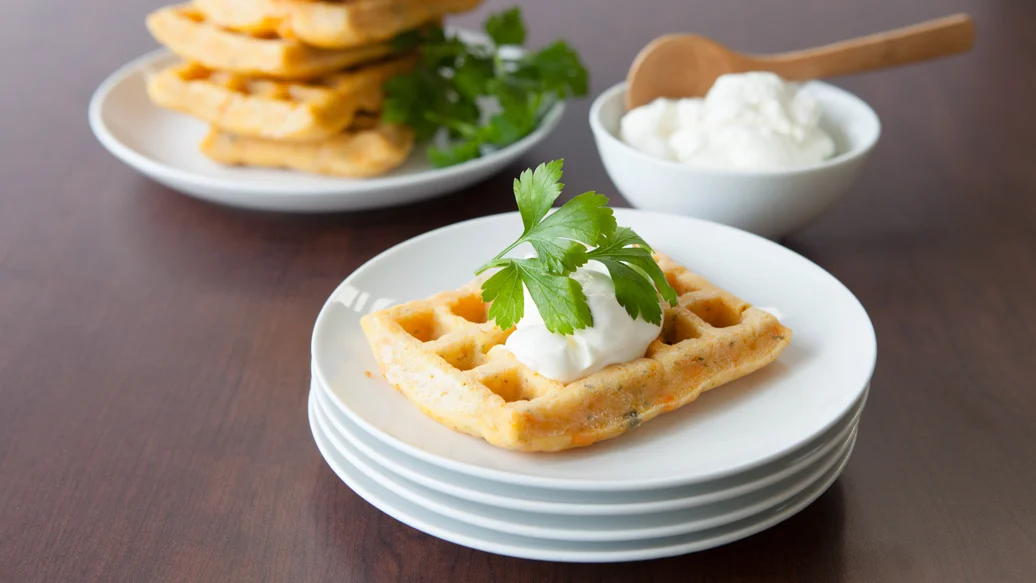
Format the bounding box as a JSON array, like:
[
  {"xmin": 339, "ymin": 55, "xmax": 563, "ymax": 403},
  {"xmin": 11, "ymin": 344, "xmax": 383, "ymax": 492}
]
[
  {"xmin": 194, "ymin": 0, "xmax": 482, "ymax": 49},
  {"xmin": 199, "ymin": 121, "xmax": 414, "ymax": 177},
  {"xmin": 360, "ymin": 253, "xmax": 792, "ymax": 452},
  {"xmin": 146, "ymin": 4, "xmax": 396, "ymax": 80},
  {"xmin": 147, "ymin": 55, "xmax": 416, "ymax": 142}
]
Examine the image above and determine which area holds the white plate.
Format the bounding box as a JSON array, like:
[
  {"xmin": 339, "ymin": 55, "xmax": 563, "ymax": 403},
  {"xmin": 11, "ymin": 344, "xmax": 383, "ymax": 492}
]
[
  {"xmin": 313, "ymin": 383, "xmax": 856, "ymax": 542},
  {"xmin": 312, "ymin": 209, "xmax": 876, "ymax": 490},
  {"xmin": 315, "ymin": 370, "xmax": 868, "ymax": 514},
  {"xmin": 309, "ymin": 390, "xmax": 855, "ymax": 562},
  {"xmin": 88, "ymin": 47, "xmax": 565, "ymax": 212}
]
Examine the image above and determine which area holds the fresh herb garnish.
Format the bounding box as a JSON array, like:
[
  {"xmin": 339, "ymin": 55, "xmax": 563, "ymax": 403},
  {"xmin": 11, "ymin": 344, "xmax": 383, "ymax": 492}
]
[
  {"xmin": 382, "ymin": 7, "xmax": 589, "ymax": 167},
  {"xmin": 475, "ymin": 160, "xmax": 679, "ymax": 335}
]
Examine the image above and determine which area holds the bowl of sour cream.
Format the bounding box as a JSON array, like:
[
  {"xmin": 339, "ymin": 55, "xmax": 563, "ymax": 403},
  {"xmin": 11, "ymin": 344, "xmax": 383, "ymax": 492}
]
[{"xmin": 589, "ymin": 72, "xmax": 880, "ymax": 239}]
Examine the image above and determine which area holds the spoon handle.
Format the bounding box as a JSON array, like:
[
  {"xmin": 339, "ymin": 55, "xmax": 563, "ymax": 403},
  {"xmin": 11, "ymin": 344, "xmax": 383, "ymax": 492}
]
[{"xmin": 757, "ymin": 13, "xmax": 974, "ymax": 80}]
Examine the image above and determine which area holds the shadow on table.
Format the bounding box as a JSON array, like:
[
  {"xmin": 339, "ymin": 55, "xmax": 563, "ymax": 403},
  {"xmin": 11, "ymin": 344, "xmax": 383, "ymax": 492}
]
[{"xmin": 310, "ymin": 458, "xmax": 848, "ymax": 583}]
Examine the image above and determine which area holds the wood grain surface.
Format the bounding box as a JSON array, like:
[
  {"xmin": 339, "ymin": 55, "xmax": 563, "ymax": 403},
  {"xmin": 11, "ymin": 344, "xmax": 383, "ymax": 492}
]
[{"xmin": 2, "ymin": 0, "xmax": 1034, "ymax": 581}]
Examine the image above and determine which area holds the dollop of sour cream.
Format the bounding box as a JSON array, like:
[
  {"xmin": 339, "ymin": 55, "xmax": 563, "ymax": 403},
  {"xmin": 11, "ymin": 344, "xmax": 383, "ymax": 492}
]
[
  {"xmin": 503, "ymin": 261, "xmax": 662, "ymax": 383},
  {"xmin": 620, "ymin": 72, "xmax": 835, "ymax": 171}
]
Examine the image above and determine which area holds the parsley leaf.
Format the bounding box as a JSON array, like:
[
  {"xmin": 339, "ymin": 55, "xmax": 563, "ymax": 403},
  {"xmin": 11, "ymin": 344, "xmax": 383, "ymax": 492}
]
[
  {"xmin": 427, "ymin": 140, "xmax": 482, "ymax": 167},
  {"xmin": 485, "ymin": 7, "xmax": 526, "ymax": 46},
  {"xmin": 506, "ymin": 161, "xmax": 613, "ymax": 275},
  {"xmin": 481, "ymin": 263, "xmax": 524, "ymax": 330},
  {"xmin": 526, "ymin": 239, "xmax": 588, "ymax": 277},
  {"xmin": 382, "ymin": 8, "xmax": 589, "ymax": 168},
  {"xmin": 515, "ymin": 40, "xmax": 590, "ymax": 98},
  {"xmin": 514, "ymin": 160, "xmax": 563, "ymax": 231},
  {"xmin": 483, "ymin": 89, "xmax": 539, "ymax": 147},
  {"xmin": 525, "ymin": 192, "xmax": 615, "ymax": 260},
  {"xmin": 452, "ymin": 55, "xmax": 495, "ymax": 101},
  {"xmin": 515, "ymin": 260, "xmax": 591, "ymax": 335},
  {"xmin": 594, "ymin": 259, "xmax": 663, "ymax": 325},
  {"xmin": 588, "ymin": 227, "xmax": 680, "ymax": 307},
  {"xmin": 382, "ymin": 72, "xmax": 440, "ymax": 140},
  {"xmin": 476, "ymin": 161, "xmax": 679, "ymax": 335}
]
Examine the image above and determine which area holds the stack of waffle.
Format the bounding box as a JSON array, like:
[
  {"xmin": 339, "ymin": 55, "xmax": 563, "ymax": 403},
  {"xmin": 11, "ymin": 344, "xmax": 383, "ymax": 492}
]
[{"xmin": 145, "ymin": 1, "xmax": 481, "ymax": 177}]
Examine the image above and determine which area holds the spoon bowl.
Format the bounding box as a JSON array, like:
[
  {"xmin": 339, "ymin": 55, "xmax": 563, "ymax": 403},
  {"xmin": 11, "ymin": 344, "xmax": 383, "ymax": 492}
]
[{"xmin": 626, "ymin": 35, "xmax": 754, "ymax": 107}]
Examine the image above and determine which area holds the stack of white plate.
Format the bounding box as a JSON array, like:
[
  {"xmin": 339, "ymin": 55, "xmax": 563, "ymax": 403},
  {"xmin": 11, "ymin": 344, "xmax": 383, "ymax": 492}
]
[{"xmin": 309, "ymin": 210, "xmax": 876, "ymax": 562}]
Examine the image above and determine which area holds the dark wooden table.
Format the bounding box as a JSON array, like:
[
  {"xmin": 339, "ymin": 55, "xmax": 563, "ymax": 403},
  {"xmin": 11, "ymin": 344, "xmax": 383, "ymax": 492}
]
[{"xmin": 3, "ymin": 0, "xmax": 1035, "ymax": 580}]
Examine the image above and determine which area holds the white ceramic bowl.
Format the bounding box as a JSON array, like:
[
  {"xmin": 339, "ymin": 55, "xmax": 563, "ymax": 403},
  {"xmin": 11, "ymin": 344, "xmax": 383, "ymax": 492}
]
[{"xmin": 589, "ymin": 82, "xmax": 880, "ymax": 239}]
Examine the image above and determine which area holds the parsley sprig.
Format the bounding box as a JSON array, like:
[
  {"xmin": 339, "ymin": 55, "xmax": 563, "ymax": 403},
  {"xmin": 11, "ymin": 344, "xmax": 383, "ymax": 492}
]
[
  {"xmin": 476, "ymin": 161, "xmax": 679, "ymax": 335},
  {"xmin": 383, "ymin": 8, "xmax": 589, "ymax": 167}
]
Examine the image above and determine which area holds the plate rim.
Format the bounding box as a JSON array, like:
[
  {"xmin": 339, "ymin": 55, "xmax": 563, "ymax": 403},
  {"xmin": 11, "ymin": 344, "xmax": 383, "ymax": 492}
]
[
  {"xmin": 312, "ymin": 208, "xmax": 877, "ymax": 490},
  {"xmin": 308, "ymin": 388, "xmax": 855, "ymax": 562},
  {"xmin": 313, "ymin": 383, "xmax": 857, "ymax": 541},
  {"xmin": 87, "ymin": 45, "xmax": 566, "ymax": 198},
  {"xmin": 315, "ymin": 369, "xmax": 868, "ymax": 513}
]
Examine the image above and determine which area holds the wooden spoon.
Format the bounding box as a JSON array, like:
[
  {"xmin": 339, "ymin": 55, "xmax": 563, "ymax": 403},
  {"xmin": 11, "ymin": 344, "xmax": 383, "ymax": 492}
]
[{"xmin": 626, "ymin": 13, "xmax": 974, "ymax": 109}]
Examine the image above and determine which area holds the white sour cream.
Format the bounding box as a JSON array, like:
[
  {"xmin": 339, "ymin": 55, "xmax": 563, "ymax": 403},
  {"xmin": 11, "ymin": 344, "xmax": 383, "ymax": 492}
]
[
  {"xmin": 620, "ymin": 71, "xmax": 836, "ymax": 171},
  {"xmin": 503, "ymin": 261, "xmax": 662, "ymax": 383}
]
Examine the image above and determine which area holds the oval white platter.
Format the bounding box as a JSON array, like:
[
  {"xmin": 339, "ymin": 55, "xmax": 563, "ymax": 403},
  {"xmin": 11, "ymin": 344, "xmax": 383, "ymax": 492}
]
[
  {"xmin": 312, "ymin": 209, "xmax": 876, "ymax": 490},
  {"xmin": 88, "ymin": 47, "xmax": 564, "ymax": 212}
]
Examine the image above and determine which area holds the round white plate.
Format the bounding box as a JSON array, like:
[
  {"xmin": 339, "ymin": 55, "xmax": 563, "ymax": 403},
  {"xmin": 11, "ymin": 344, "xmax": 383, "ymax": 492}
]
[
  {"xmin": 313, "ymin": 384, "xmax": 856, "ymax": 542},
  {"xmin": 315, "ymin": 371, "xmax": 868, "ymax": 514},
  {"xmin": 88, "ymin": 48, "xmax": 565, "ymax": 212},
  {"xmin": 312, "ymin": 209, "xmax": 876, "ymax": 490},
  {"xmin": 309, "ymin": 390, "xmax": 854, "ymax": 562}
]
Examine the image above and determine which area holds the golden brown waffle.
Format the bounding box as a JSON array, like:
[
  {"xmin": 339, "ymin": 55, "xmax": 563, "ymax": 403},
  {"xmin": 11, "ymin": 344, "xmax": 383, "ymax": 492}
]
[
  {"xmin": 194, "ymin": 0, "xmax": 482, "ymax": 49},
  {"xmin": 146, "ymin": 4, "xmax": 396, "ymax": 80},
  {"xmin": 199, "ymin": 123, "xmax": 414, "ymax": 177},
  {"xmin": 361, "ymin": 254, "xmax": 793, "ymax": 452},
  {"xmin": 147, "ymin": 56, "xmax": 415, "ymax": 142}
]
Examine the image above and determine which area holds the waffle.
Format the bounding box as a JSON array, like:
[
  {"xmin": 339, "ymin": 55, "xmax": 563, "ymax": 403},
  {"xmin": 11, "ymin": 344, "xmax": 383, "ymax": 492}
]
[
  {"xmin": 146, "ymin": 4, "xmax": 395, "ymax": 80},
  {"xmin": 200, "ymin": 122, "xmax": 414, "ymax": 177},
  {"xmin": 194, "ymin": 0, "xmax": 482, "ymax": 49},
  {"xmin": 361, "ymin": 253, "xmax": 792, "ymax": 452},
  {"xmin": 147, "ymin": 56, "xmax": 415, "ymax": 142}
]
